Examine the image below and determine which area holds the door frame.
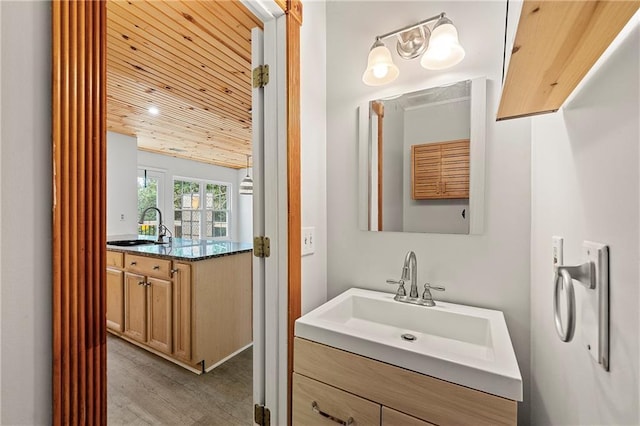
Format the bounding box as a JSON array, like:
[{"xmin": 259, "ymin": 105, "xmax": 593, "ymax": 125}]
[{"xmin": 51, "ymin": 0, "xmax": 302, "ymax": 424}]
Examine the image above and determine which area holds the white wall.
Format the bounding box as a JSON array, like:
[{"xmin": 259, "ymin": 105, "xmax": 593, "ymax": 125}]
[
  {"xmin": 106, "ymin": 132, "xmax": 138, "ymax": 236},
  {"xmin": 402, "ymin": 99, "xmax": 470, "ymax": 233},
  {"xmin": 0, "ymin": 1, "xmax": 52, "ymax": 423},
  {"xmin": 300, "ymin": 0, "xmax": 328, "ymax": 314},
  {"xmin": 326, "ymin": 2, "xmax": 532, "ymax": 422},
  {"xmin": 138, "ymin": 150, "xmax": 249, "ymax": 242},
  {"xmin": 530, "ymin": 23, "xmax": 639, "ymax": 425}
]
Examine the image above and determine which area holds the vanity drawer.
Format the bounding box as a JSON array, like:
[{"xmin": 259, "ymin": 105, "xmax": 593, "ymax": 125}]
[
  {"xmin": 293, "ymin": 373, "xmax": 381, "ymax": 426},
  {"xmin": 106, "ymin": 250, "xmax": 123, "ymax": 268},
  {"xmin": 294, "ymin": 338, "xmax": 517, "ymax": 426},
  {"xmin": 125, "ymin": 254, "xmax": 172, "ymax": 279},
  {"xmin": 382, "ymin": 407, "xmax": 435, "ymax": 426}
]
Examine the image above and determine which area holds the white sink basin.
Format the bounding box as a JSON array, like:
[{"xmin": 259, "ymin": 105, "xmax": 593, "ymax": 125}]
[{"xmin": 295, "ymin": 288, "xmax": 522, "ymax": 401}]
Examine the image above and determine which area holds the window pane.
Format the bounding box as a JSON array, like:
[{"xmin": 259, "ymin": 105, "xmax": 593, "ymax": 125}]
[{"xmin": 138, "ymin": 175, "xmax": 158, "ymax": 235}]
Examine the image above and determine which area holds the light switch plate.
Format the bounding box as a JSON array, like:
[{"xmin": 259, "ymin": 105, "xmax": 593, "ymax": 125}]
[
  {"xmin": 302, "ymin": 227, "xmax": 315, "ymax": 256},
  {"xmin": 552, "ymin": 236, "xmax": 564, "ymax": 267},
  {"xmin": 580, "ymin": 241, "xmax": 609, "ymax": 370}
]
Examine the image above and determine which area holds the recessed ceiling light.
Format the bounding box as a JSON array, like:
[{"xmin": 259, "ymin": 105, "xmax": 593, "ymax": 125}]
[{"xmin": 148, "ymin": 106, "xmax": 159, "ymax": 115}]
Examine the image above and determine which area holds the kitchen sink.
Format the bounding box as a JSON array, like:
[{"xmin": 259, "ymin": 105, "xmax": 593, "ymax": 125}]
[{"xmin": 107, "ymin": 239, "xmax": 162, "ymax": 247}]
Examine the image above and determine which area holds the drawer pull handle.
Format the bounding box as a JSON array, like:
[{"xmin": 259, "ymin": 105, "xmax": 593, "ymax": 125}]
[
  {"xmin": 311, "ymin": 401, "xmax": 353, "ymax": 426},
  {"xmin": 153, "ymin": 265, "xmax": 160, "ymax": 270},
  {"xmin": 130, "ymin": 261, "xmax": 137, "ymax": 266}
]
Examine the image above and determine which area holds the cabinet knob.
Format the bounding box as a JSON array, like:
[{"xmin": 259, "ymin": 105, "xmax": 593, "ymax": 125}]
[{"xmin": 137, "ymin": 281, "xmax": 145, "ymax": 286}]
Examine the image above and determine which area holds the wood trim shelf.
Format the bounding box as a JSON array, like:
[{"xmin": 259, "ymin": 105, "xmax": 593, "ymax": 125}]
[{"xmin": 497, "ymin": 0, "xmax": 639, "ymax": 120}]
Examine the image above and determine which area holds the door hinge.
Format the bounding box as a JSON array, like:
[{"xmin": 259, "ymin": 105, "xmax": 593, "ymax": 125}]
[
  {"xmin": 253, "ymin": 236, "xmax": 271, "ymax": 258},
  {"xmin": 252, "ymin": 64, "xmax": 270, "ymax": 88},
  {"xmin": 254, "ymin": 404, "xmax": 271, "ymax": 426}
]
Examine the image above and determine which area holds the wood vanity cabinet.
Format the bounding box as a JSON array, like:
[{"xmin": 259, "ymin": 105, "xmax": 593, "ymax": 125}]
[
  {"xmin": 411, "ymin": 139, "xmax": 470, "ymax": 200},
  {"xmin": 293, "ymin": 337, "xmax": 517, "ymax": 426},
  {"xmin": 105, "ymin": 249, "xmax": 251, "ymax": 373}
]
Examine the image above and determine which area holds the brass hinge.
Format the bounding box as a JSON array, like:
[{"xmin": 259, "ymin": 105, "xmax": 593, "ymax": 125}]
[
  {"xmin": 253, "ymin": 236, "xmax": 271, "ymax": 258},
  {"xmin": 252, "ymin": 64, "xmax": 270, "ymax": 88},
  {"xmin": 254, "ymin": 404, "xmax": 271, "ymax": 426}
]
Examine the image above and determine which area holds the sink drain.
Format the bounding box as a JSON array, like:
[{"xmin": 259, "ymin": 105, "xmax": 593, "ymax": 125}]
[{"xmin": 401, "ymin": 333, "xmax": 417, "ymax": 342}]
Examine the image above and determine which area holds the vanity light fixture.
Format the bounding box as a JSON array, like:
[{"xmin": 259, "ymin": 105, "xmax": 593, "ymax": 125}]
[
  {"xmin": 239, "ymin": 154, "xmax": 253, "ymax": 195},
  {"xmin": 362, "ymin": 12, "xmax": 465, "ymax": 86}
]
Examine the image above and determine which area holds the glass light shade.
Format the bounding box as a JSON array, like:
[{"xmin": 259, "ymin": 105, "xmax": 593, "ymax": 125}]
[
  {"xmin": 239, "ymin": 175, "xmax": 253, "ymax": 195},
  {"xmin": 420, "ymin": 19, "xmax": 465, "ymax": 70},
  {"xmin": 362, "ymin": 42, "xmax": 399, "ymax": 86}
]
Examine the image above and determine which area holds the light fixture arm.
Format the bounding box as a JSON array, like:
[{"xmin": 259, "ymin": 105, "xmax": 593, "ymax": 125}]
[{"xmin": 376, "ymin": 12, "xmax": 445, "ymax": 41}]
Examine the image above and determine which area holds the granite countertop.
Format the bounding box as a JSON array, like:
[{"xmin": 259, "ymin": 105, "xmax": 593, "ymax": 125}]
[{"xmin": 106, "ymin": 235, "xmax": 253, "ymax": 262}]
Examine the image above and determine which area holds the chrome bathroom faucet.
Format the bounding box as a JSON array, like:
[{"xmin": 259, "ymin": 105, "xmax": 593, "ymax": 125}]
[
  {"xmin": 387, "ymin": 251, "xmax": 445, "ymax": 307},
  {"xmin": 401, "ymin": 251, "xmax": 419, "ymax": 298}
]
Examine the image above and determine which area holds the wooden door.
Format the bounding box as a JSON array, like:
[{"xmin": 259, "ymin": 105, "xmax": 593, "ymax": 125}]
[
  {"xmin": 412, "ymin": 140, "xmax": 470, "ymax": 200},
  {"xmin": 411, "ymin": 143, "xmax": 442, "ymax": 199},
  {"xmin": 440, "ymin": 140, "xmax": 470, "ymax": 199},
  {"xmin": 106, "ymin": 269, "xmax": 124, "ymax": 332},
  {"xmin": 147, "ymin": 277, "xmax": 173, "ymax": 355},
  {"xmin": 123, "ymin": 272, "xmax": 147, "ymax": 343},
  {"xmin": 172, "ymin": 262, "xmax": 191, "ymax": 361}
]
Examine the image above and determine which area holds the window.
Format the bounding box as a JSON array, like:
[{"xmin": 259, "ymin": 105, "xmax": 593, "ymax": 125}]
[
  {"xmin": 174, "ymin": 178, "xmax": 231, "ymax": 240},
  {"xmin": 137, "ymin": 169, "xmax": 164, "ymax": 236}
]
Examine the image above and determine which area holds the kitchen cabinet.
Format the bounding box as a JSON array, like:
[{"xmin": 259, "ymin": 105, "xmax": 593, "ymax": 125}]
[
  {"xmin": 106, "ymin": 247, "xmax": 251, "ymax": 374},
  {"xmin": 123, "ymin": 270, "xmax": 173, "ymax": 355},
  {"xmin": 106, "ymin": 268, "xmax": 124, "ymax": 332},
  {"xmin": 293, "ymin": 337, "xmax": 517, "ymax": 426},
  {"xmin": 411, "ymin": 139, "xmax": 469, "ymax": 200},
  {"xmin": 172, "ymin": 261, "xmax": 192, "ymax": 362}
]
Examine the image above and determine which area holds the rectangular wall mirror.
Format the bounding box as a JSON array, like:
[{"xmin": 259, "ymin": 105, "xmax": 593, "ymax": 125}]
[{"xmin": 358, "ymin": 77, "xmax": 486, "ymax": 234}]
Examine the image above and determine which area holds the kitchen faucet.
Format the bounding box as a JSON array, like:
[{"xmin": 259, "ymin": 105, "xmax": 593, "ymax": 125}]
[
  {"xmin": 139, "ymin": 206, "xmax": 170, "ymax": 243},
  {"xmin": 387, "ymin": 251, "xmax": 445, "ymax": 307}
]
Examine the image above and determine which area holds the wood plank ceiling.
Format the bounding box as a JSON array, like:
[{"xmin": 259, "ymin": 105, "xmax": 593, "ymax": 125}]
[{"xmin": 106, "ymin": 0, "xmax": 262, "ymax": 169}]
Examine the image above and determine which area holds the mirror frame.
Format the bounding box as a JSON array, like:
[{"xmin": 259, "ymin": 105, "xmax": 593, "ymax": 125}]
[{"xmin": 358, "ymin": 76, "xmax": 486, "ymax": 234}]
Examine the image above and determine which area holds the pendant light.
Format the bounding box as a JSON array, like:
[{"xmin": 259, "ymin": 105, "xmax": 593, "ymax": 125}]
[{"xmin": 239, "ymin": 154, "xmax": 253, "ymax": 195}]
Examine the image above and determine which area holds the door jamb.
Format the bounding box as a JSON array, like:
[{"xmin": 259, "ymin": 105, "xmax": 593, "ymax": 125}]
[{"xmin": 51, "ymin": 0, "xmax": 302, "ymax": 423}]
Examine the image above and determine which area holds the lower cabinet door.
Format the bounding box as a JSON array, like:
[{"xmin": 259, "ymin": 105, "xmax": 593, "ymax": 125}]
[
  {"xmin": 124, "ymin": 272, "xmax": 147, "ymax": 343},
  {"xmin": 106, "ymin": 268, "xmax": 124, "ymax": 332},
  {"xmin": 382, "ymin": 407, "xmax": 435, "ymax": 426},
  {"xmin": 293, "ymin": 373, "xmax": 381, "ymax": 425},
  {"xmin": 147, "ymin": 277, "xmax": 173, "ymax": 355},
  {"xmin": 172, "ymin": 262, "xmax": 191, "ymax": 361}
]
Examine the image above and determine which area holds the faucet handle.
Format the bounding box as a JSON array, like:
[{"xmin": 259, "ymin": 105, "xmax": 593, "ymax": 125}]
[
  {"xmin": 386, "ymin": 279, "xmax": 407, "ymax": 297},
  {"xmin": 423, "ymin": 283, "xmax": 445, "ymax": 292}
]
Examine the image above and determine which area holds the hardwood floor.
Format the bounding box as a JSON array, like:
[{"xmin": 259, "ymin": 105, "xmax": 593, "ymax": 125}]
[{"xmin": 107, "ymin": 334, "xmax": 253, "ymax": 425}]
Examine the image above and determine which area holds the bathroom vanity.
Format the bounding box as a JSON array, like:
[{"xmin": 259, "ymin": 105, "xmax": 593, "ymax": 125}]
[
  {"xmin": 106, "ymin": 237, "xmax": 252, "ymax": 374},
  {"xmin": 293, "ymin": 288, "xmax": 522, "ymax": 425}
]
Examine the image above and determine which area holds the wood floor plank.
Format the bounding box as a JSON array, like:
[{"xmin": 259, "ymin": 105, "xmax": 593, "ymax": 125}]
[{"xmin": 107, "ymin": 334, "xmax": 252, "ymax": 425}]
